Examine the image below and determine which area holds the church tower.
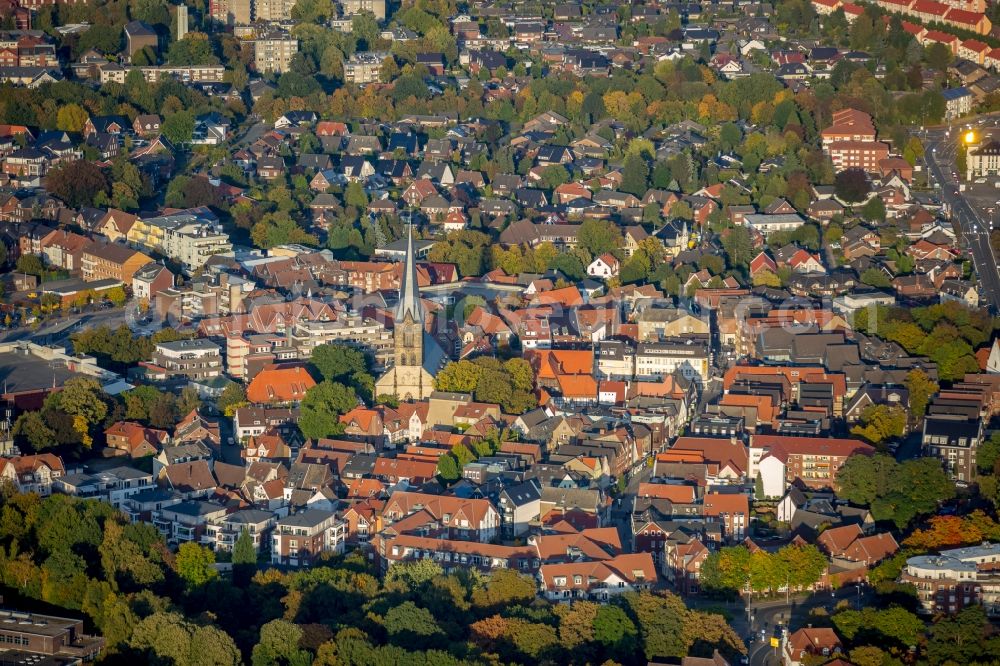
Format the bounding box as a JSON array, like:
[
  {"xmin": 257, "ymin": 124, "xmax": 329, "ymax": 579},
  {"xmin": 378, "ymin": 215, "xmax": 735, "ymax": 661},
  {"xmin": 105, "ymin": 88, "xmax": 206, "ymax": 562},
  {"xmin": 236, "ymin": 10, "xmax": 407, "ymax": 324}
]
[
  {"xmin": 375, "ymin": 224, "xmax": 436, "ymax": 401},
  {"xmin": 394, "ymin": 224, "xmax": 423, "ymax": 369}
]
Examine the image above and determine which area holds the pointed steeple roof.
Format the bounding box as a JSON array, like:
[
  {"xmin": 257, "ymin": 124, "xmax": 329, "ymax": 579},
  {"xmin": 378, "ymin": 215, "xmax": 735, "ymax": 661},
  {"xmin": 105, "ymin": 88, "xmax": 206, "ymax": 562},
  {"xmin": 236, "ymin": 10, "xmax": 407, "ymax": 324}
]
[{"xmin": 396, "ymin": 223, "xmax": 423, "ymax": 323}]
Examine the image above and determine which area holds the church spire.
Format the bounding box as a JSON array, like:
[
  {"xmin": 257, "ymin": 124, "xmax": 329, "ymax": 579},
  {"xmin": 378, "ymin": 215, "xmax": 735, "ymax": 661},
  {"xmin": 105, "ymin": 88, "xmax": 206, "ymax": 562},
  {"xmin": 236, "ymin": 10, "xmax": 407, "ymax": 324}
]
[{"xmin": 396, "ymin": 222, "xmax": 422, "ymax": 323}]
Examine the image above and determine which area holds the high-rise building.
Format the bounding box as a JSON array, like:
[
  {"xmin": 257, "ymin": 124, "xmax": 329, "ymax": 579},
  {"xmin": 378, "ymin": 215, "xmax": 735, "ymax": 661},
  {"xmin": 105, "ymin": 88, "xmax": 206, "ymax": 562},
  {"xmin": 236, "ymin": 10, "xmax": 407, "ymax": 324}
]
[
  {"xmin": 177, "ymin": 5, "xmax": 189, "ymax": 40},
  {"xmin": 252, "ymin": 31, "xmax": 299, "ymax": 73},
  {"xmin": 255, "ymin": 0, "xmax": 297, "ymax": 22},
  {"xmin": 209, "ymin": 0, "xmax": 251, "ymax": 25},
  {"xmin": 340, "ymin": 0, "xmax": 386, "ymax": 20}
]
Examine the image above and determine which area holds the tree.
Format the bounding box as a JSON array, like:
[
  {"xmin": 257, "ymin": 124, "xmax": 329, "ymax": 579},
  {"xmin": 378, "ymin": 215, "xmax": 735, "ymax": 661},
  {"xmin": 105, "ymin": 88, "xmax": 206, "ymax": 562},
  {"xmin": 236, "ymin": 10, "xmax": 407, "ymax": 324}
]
[
  {"xmin": 56, "ymin": 104, "xmax": 89, "ymax": 133},
  {"xmin": 720, "ymin": 122, "xmax": 742, "ymax": 151},
  {"xmin": 106, "ymin": 286, "xmax": 127, "ymax": 307},
  {"xmin": 45, "ymin": 161, "xmax": 109, "ymax": 208},
  {"xmin": 621, "ymin": 154, "xmax": 650, "ymax": 197},
  {"xmin": 978, "ymin": 432, "xmax": 1000, "ymax": 473},
  {"xmin": 58, "ymin": 377, "xmax": 108, "ymax": 429},
  {"xmin": 721, "ymin": 226, "xmax": 752, "ymax": 270},
  {"xmin": 539, "ymin": 164, "xmax": 570, "ymax": 190},
  {"xmin": 905, "ymin": 369, "xmax": 938, "ymax": 423},
  {"xmin": 12, "ymin": 411, "xmax": 56, "ymax": 451},
  {"xmin": 860, "ymin": 268, "xmax": 892, "ymax": 288},
  {"xmin": 161, "ymin": 110, "xmax": 196, "ymax": 144},
  {"xmin": 310, "ymin": 343, "xmax": 370, "ymax": 387},
  {"xmin": 299, "ymin": 381, "xmax": 356, "ymax": 440},
  {"xmin": 834, "ymin": 168, "xmax": 870, "ymax": 202},
  {"xmin": 232, "ymin": 528, "xmax": 256, "ymax": 568},
  {"xmin": 16, "ymin": 254, "xmax": 44, "ymax": 276},
  {"xmin": 174, "ymin": 542, "xmax": 218, "ymax": 588},
  {"xmin": 925, "ymin": 42, "xmax": 952, "ymax": 71},
  {"xmin": 578, "ymin": 219, "xmax": 624, "ymax": 259},
  {"xmin": 130, "ymin": 612, "xmax": 240, "ymax": 666},
  {"xmin": 251, "ymin": 213, "xmax": 317, "ymax": 250},
  {"xmin": 832, "ymin": 607, "xmax": 924, "ymax": 647},
  {"xmin": 252, "ymin": 619, "xmax": 310, "ymax": 666},
  {"xmin": 383, "ymin": 601, "xmax": 442, "ymax": 644},
  {"xmin": 344, "ymin": 181, "xmax": 367, "ymax": 208},
  {"xmin": 593, "ymin": 604, "xmax": 638, "ymax": 657},
  {"xmin": 166, "ymin": 33, "xmax": 219, "ymax": 66},
  {"xmin": 836, "ymin": 453, "xmax": 898, "ymax": 507},
  {"xmin": 472, "ymin": 568, "xmax": 537, "ymax": 610},
  {"xmin": 861, "ymin": 196, "xmax": 886, "ymax": 223},
  {"xmin": 217, "ymin": 383, "xmax": 247, "ymax": 417},
  {"xmin": 851, "ymin": 404, "xmax": 906, "ymax": 446}
]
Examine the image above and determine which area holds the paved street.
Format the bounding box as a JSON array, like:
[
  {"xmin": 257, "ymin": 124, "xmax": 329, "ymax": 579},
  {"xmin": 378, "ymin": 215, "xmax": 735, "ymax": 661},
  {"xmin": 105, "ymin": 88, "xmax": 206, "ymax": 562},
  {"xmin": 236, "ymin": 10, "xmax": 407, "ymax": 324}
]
[
  {"xmin": 921, "ymin": 121, "xmax": 1000, "ymax": 312},
  {"xmin": 686, "ymin": 585, "xmax": 870, "ymax": 666},
  {"xmin": 0, "ymin": 306, "xmax": 139, "ymax": 347}
]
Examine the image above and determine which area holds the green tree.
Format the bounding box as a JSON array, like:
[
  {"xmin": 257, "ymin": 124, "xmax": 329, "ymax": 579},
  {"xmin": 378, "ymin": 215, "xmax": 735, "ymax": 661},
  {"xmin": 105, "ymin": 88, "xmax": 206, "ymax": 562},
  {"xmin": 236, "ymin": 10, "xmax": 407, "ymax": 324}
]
[
  {"xmin": 593, "ymin": 604, "xmax": 638, "ymax": 656},
  {"xmin": 174, "ymin": 542, "xmax": 218, "ymax": 588},
  {"xmin": 861, "ymin": 196, "xmax": 886, "ymax": 223},
  {"xmin": 978, "ymin": 432, "xmax": 1000, "ymax": 473},
  {"xmin": 161, "ymin": 110, "xmax": 196, "ymax": 144},
  {"xmin": 217, "ymin": 383, "xmax": 247, "ymax": 417},
  {"xmin": 620, "ymin": 154, "xmax": 650, "ymax": 197},
  {"xmin": 383, "ymin": 601, "xmax": 442, "ymax": 644},
  {"xmin": 578, "ymin": 219, "xmax": 624, "ymax": 259},
  {"xmin": 12, "ymin": 411, "xmax": 56, "ymax": 451},
  {"xmin": 836, "ymin": 453, "xmax": 898, "ymax": 507},
  {"xmin": 252, "ymin": 619, "xmax": 310, "ymax": 666},
  {"xmin": 129, "ymin": 612, "xmax": 240, "ymax": 666},
  {"xmin": 299, "ymin": 381, "xmax": 356, "ymax": 440},
  {"xmin": 232, "ymin": 528, "xmax": 256, "ymax": 569},
  {"xmin": 539, "ymin": 164, "xmax": 570, "ymax": 190}
]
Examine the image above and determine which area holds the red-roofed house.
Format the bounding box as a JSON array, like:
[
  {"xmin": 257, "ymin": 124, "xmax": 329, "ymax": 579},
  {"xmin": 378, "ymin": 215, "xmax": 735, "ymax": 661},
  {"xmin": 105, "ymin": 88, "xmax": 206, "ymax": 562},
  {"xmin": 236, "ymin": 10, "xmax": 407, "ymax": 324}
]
[
  {"xmin": 247, "ymin": 364, "xmax": 317, "ymax": 404},
  {"xmin": 539, "ymin": 552, "xmax": 657, "ymax": 601}
]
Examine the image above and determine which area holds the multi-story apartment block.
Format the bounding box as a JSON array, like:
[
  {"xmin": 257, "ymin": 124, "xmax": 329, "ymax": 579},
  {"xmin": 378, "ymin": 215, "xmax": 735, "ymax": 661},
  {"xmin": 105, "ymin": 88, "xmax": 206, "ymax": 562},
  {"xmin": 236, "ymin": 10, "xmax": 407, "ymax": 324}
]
[
  {"xmin": 344, "ymin": 51, "xmax": 389, "ymax": 84},
  {"xmin": 150, "ymin": 339, "xmax": 223, "ymax": 381},
  {"xmin": 341, "ymin": 0, "xmax": 386, "ymax": 19},
  {"xmin": 255, "ymin": 0, "xmax": 297, "ymax": 22},
  {"xmin": 382, "ymin": 491, "xmax": 501, "ymax": 542},
  {"xmin": 291, "ymin": 316, "xmax": 393, "ymax": 368},
  {"xmin": 271, "ymin": 509, "xmax": 347, "ymax": 567},
  {"xmin": 634, "ymin": 340, "xmax": 710, "ymax": 386},
  {"xmin": 153, "ymin": 500, "xmax": 228, "ymax": 544},
  {"xmin": 922, "ymin": 414, "xmax": 983, "ymax": 482},
  {"xmin": 203, "ymin": 509, "xmax": 276, "ymax": 553},
  {"xmin": 252, "ymin": 31, "xmax": 298, "ymax": 73},
  {"xmin": 209, "ymin": 0, "xmax": 251, "ymax": 24},
  {"xmin": 751, "ymin": 435, "xmax": 874, "ymax": 496},
  {"xmin": 128, "ymin": 213, "xmax": 231, "ymax": 273},
  {"xmin": 901, "ymin": 543, "xmax": 1000, "ymax": 615},
  {"xmin": 80, "ymin": 243, "xmax": 152, "ymax": 284},
  {"xmin": 53, "ymin": 466, "xmax": 155, "ymax": 508},
  {"xmin": 98, "ymin": 63, "xmax": 226, "ymax": 85}
]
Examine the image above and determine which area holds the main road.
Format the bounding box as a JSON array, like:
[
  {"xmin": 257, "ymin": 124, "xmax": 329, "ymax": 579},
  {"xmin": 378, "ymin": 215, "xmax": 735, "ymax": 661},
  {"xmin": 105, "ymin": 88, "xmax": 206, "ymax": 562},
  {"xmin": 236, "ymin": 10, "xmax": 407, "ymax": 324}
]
[{"xmin": 922, "ymin": 125, "xmax": 1000, "ymax": 312}]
